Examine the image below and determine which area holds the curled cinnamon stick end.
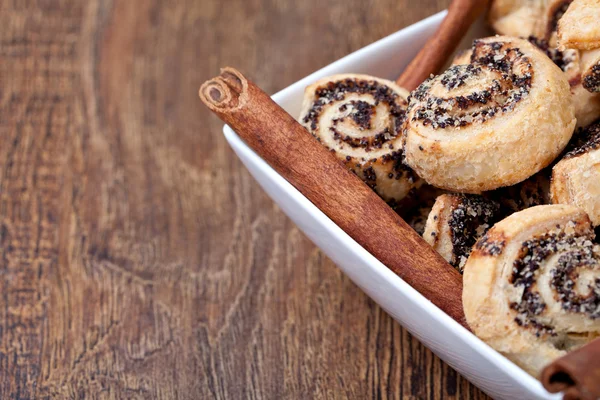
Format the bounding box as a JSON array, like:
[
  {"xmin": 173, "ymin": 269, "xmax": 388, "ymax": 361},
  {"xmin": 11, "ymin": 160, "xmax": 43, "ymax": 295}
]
[
  {"xmin": 199, "ymin": 67, "xmax": 248, "ymax": 111},
  {"xmin": 540, "ymin": 338, "xmax": 600, "ymax": 400},
  {"xmin": 199, "ymin": 67, "xmax": 468, "ymax": 328}
]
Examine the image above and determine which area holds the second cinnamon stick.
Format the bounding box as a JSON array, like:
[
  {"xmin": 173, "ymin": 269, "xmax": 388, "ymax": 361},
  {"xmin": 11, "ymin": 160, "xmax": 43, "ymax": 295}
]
[
  {"xmin": 396, "ymin": 0, "xmax": 490, "ymax": 91},
  {"xmin": 541, "ymin": 337, "xmax": 600, "ymax": 400},
  {"xmin": 200, "ymin": 68, "xmax": 467, "ymax": 327}
]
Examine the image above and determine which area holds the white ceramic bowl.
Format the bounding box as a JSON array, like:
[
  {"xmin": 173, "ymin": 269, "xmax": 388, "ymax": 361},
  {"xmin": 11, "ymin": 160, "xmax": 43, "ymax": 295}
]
[{"xmin": 222, "ymin": 11, "xmax": 562, "ymax": 400}]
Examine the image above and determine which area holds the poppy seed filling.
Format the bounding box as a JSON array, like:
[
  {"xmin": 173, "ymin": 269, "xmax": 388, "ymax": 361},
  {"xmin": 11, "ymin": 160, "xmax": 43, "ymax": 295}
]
[
  {"xmin": 510, "ymin": 230, "xmax": 600, "ymax": 336},
  {"xmin": 564, "ymin": 119, "xmax": 600, "ymax": 159},
  {"xmin": 301, "ymin": 78, "xmax": 418, "ymax": 190},
  {"xmin": 447, "ymin": 195, "xmax": 502, "ymax": 272},
  {"xmin": 408, "ymin": 40, "xmax": 533, "ymax": 130},
  {"xmin": 583, "ymin": 64, "xmax": 600, "ymax": 93},
  {"xmin": 303, "ymin": 78, "xmax": 407, "ymax": 152}
]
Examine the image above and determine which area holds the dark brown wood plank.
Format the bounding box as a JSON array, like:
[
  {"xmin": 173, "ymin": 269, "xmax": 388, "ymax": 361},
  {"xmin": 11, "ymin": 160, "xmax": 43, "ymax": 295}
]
[{"xmin": 0, "ymin": 0, "xmax": 490, "ymax": 398}]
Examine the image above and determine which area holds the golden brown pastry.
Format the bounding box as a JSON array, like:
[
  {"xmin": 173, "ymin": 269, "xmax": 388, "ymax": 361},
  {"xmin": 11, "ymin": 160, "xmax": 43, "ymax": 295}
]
[
  {"xmin": 570, "ymin": 83, "xmax": 600, "ymax": 128},
  {"xmin": 450, "ymin": 49, "xmax": 473, "ymax": 66},
  {"xmin": 488, "ymin": 0, "xmax": 573, "ymax": 42},
  {"xmin": 527, "ymin": 36, "xmax": 580, "ymax": 82},
  {"xmin": 298, "ymin": 74, "xmax": 421, "ymax": 203},
  {"xmin": 543, "ymin": 0, "xmax": 574, "ymax": 45},
  {"xmin": 423, "ymin": 173, "xmax": 551, "ymax": 272},
  {"xmin": 488, "ymin": 0, "xmax": 546, "ymax": 38},
  {"xmin": 464, "ymin": 205, "xmax": 600, "ymax": 376},
  {"xmin": 558, "ymin": 0, "xmax": 600, "ymax": 50},
  {"xmin": 551, "ymin": 119, "xmax": 600, "ymax": 226},
  {"xmin": 423, "ymin": 194, "xmax": 502, "ymax": 272},
  {"xmin": 490, "ymin": 1, "xmax": 600, "ymax": 124},
  {"xmin": 526, "ymin": 36, "xmax": 600, "ymax": 126},
  {"xmin": 403, "ymin": 36, "xmax": 576, "ymax": 193},
  {"xmin": 488, "ymin": 1, "xmax": 600, "ymax": 123},
  {"xmin": 560, "ymin": 47, "xmax": 600, "ymax": 126}
]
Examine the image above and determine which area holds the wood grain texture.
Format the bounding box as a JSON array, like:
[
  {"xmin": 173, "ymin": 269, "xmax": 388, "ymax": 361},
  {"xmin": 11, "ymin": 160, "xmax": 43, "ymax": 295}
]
[{"xmin": 0, "ymin": 0, "xmax": 490, "ymax": 398}]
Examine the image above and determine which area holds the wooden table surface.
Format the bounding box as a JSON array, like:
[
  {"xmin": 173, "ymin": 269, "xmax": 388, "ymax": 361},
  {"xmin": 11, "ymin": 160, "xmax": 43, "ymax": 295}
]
[{"xmin": 1, "ymin": 0, "xmax": 490, "ymax": 398}]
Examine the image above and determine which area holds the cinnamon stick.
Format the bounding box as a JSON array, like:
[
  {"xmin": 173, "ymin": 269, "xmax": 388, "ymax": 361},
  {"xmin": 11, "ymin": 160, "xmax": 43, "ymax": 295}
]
[
  {"xmin": 200, "ymin": 68, "xmax": 467, "ymax": 327},
  {"xmin": 396, "ymin": 0, "xmax": 490, "ymax": 91},
  {"xmin": 540, "ymin": 338, "xmax": 600, "ymax": 400}
]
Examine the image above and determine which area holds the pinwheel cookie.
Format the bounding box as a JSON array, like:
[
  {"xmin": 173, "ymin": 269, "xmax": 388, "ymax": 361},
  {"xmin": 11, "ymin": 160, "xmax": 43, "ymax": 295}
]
[
  {"xmin": 299, "ymin": 74, "xmax": 421, "ymax": 203},
  {"xmin": 464, "ymin": 205, "xmax": 600, "ymax": 376},
  {"xmin": 403, "ymin": 36, "xmax": 576, "ymax": 193},
  {"xmin": 552, "ymin": 119, "xmax": 600, "ymax": 226}
]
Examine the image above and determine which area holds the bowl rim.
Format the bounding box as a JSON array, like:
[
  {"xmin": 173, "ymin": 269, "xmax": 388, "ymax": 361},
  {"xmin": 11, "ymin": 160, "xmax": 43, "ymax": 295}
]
[{"xmin": 222, "ymin": 10, "xmax": 559, "ymax": 398}]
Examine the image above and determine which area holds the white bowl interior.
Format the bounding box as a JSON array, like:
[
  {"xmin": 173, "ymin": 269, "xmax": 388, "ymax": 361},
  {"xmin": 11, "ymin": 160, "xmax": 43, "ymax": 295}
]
[{"xmin": 222, "ymin": 11, "xmax": 562, "ymax": 400}]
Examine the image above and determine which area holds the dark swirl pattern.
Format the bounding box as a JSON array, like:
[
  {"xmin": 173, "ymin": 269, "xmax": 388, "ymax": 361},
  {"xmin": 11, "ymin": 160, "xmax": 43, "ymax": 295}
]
[
  {"xmin": 302, "ymin": 78, "xmax": 406, "ymax": 144},
  {"xmin": 552, "ymin": 119, "xmax": 600, "ymax": 226},
  {"xmin": 464, "ymin": 205, "xmax": 600, "ymax": 375},
  {"xmin": 403, "ymin": 36, "xmax": 575, "ymax": 193},
  {"xmin": 424, "ymin": 194, "xmax": 504, "ymax": 272},
  {"xmin": 511, "ymin": 228, "xmax": 600, "ymax": 335},
  {"xmin": 408, "ymin": 40, "xmax": 533, "ymax": 130},
  {"xmin": 527, "ymin": 36, "xmax": 578, "ymax": 76},
  {"xmin": 299, "ymin": 74, "xmax": 421, "ymax": 203},
  {"xmin": 563, "ymin": 118, "xmax": 600, "ymax": 159}
]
